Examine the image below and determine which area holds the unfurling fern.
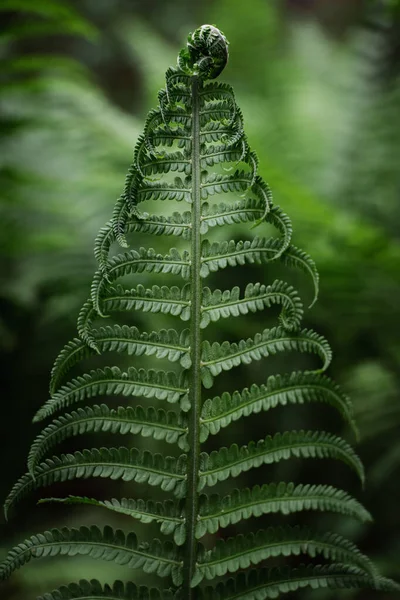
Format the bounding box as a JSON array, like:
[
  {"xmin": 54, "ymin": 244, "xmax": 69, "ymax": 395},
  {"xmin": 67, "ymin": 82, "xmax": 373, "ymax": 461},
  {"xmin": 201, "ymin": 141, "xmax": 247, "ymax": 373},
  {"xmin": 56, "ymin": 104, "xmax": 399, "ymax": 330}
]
[{"xmin": 1, "ymin": 24, "xmax": 398, "ymax": 600}]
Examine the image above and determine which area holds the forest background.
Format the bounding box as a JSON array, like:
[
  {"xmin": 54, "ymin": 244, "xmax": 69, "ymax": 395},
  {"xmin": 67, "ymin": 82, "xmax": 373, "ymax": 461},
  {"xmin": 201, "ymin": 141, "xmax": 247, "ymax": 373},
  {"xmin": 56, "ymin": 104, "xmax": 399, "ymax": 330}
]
[{"xmin": 0, "ymin": 0, "xmax": 399, "ymax": 598}]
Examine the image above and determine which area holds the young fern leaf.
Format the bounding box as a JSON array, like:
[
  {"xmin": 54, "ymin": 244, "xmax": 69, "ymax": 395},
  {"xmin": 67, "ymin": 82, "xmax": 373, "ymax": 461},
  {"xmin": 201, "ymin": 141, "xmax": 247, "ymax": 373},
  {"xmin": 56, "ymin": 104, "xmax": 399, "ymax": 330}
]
[
  {"xmin": 36, "ymin": 367, "xmax": 188, "ymax": 422},
  {"xmin": 90, "ymin": 247, "xmax": 191, "ymax": 316},
  {"xmin": 200, "ymin": 372, "xmax": 358, "ymax": 441},
  {"xmin": 49, "ymin": 326, "xmax": 191, "ymax": 395},
  {"xmin": 193, "ymin": 526, "xmax": 376, "ymax": 585},
  {"xmin": 199, "ymin": 327, "xmax": 332, "ymax": 388},
  {"xmin": 0, "ymin": 526, "xmax": 183, "ymax": 585},
  {"xmin": 28, "ymin": 403, "xmax": 189, "ymax": 475},
  {"xmin": 37, "ymin": 580, "xmax": 174, "ymax": 600},
  {"xmin": 38, "ymin": 496, "xmax": 186, "ymax": 545},
  {"xmin": 196, "ymin": 483, "xmax": 372, "ymax": 538},
  {"xmin": 198, "ymin": 565, "xmax": 399, "ymax": 600},
  {"xmin": 1, "ymin": 23, "xmax": 398, "ymax": 599},
  {"xmin": 197, "ymin": 431, "xmax": 365, "ymax": 490}
]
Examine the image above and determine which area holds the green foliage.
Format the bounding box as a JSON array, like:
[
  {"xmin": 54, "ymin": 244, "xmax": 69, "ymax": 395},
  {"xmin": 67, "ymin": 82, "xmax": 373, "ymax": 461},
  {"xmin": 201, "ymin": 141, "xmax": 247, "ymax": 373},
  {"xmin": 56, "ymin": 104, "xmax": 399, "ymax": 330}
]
[
  {"xmin": 28, "ymin": 403, "xmax": 189, "ymax": 474},
  {"xmin": 38, "ymin": 496, "xmax": 185, "ymax": 545},
  {"xmin": 197, "ymin": 431, "xmax": 365, "ymax": 490},
  {"xmin": 196, "ymin": 483, "xmax": 372, "ymax": 536},
  {"xmin": 36, "ymin": 367, "xmax": 188, "ymax": 421},
  {"xmin": 200, "ymin": 372, "xmax": 358, "ymax": 441},
  {"xmin": 0, "ymin": 0, "xmax": 98, "ymax": 42},
  {"xmin": 193, "ymin": 526, "xmax": 376, "ymax": 585},
  {"xmin": 0, "ymin": 526, "xmax": 182, "ymax": 584},
  {"xmin": 1, "ymin": 22, "xmax": 399, "ymax": 600},
  {"xmin": 37, "ymin": 580, "xmax": 174, "ymax": 600}
]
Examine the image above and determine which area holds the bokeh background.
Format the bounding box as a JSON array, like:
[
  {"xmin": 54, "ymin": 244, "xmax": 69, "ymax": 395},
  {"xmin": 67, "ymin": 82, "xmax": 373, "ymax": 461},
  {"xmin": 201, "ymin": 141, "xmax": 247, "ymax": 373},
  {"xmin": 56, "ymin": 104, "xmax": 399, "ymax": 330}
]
[{"xmin": 1, "ymin": 0, "xmax": 399, "ymax": 598}]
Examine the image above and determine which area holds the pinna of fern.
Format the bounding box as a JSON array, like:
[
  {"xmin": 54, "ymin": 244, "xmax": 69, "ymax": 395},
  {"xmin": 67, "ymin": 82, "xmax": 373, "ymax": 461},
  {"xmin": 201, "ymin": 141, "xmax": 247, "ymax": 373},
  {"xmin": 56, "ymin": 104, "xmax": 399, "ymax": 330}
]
[{"xmin": 1, "ymin": 23, "xmax": 399, "ymax": 600}]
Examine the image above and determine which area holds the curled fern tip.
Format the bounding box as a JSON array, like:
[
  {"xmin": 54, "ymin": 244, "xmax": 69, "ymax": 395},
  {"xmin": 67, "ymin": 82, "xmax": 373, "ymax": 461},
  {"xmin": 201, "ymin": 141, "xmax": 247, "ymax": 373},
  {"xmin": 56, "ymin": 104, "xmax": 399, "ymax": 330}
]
[{"xmin": 178, "ymin": 24, "xmax": 229, "ymax": 79}]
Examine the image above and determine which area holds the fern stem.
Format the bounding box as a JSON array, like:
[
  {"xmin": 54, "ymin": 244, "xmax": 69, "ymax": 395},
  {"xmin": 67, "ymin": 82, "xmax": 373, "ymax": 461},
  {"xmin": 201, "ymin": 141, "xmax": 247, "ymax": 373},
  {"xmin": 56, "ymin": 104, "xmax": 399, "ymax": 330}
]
[{"xmin": 183, "ymin": 75, "xmax": 203, "ymax": 595}]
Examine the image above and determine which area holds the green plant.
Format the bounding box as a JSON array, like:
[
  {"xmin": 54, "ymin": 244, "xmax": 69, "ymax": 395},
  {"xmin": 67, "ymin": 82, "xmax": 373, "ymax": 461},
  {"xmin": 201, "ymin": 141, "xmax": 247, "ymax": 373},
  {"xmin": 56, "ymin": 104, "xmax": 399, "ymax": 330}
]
[{"xmin": 1, "ymin": 24, "xmax": 398, "ymax": 599}]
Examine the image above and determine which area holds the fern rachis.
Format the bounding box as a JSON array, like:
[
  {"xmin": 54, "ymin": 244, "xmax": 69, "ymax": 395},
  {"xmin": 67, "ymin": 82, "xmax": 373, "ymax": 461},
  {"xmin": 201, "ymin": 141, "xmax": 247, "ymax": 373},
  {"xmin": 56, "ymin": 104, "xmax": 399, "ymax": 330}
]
[{"xmin": 1, "ymin": 24, "xmax": 399, "ymax": 599}]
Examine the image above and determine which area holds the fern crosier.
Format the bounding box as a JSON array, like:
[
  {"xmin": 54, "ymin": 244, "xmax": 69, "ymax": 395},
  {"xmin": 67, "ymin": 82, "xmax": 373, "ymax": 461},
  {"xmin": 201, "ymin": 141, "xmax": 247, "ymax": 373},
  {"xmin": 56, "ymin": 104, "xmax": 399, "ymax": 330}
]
[{"xmin": 1, "ymin": 24, "xmax": 399, "ymax": 600}]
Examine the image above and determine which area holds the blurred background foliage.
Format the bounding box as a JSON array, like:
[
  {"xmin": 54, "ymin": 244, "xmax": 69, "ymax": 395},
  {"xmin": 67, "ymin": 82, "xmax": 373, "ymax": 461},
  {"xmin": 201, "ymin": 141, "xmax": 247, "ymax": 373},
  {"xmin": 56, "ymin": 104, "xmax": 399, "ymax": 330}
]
[{"xmin": 0, "ymin": 0, "xmax": 399, "ymax": 598}]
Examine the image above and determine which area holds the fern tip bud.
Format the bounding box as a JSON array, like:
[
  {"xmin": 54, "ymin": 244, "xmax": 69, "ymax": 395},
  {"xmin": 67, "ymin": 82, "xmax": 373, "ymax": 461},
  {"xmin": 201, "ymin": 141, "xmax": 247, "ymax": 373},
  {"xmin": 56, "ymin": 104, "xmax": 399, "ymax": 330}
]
[{"xmin": 178, "ymin": 25, "xmax": 229, "ymax": 80}]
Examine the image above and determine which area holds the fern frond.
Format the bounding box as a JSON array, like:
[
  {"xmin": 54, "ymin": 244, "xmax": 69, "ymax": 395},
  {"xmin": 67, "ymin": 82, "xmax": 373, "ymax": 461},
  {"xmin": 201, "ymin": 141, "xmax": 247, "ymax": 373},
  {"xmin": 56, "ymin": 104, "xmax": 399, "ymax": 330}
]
[
  {"xmin": 200, "ymin": 144, "xmax": 244, "ymax": 168},
  {"xmin": 198, "ymin": 564, "xmax": 400, "ymax": 599},
  {"xmin": 49, "ymin": 326, "xmax": 190, "ymax": 394},
  {"xmin": 144, "ymin": 107, "xmax": 190, "ymax": 131},
  {"xmin": 28, "ymin": 404, "xmax": 189, "ymax": 474},
  {"xmin": 93, "ymin": 222, "xmax": 114, "ymax": 274},
  {"xmin": 148, "ymin": 130, "xmax": 191, "ymax": 152},
  {"xmin": 200, "ymin": 372, "xmax": 357, "ymax": 441},
  {"xmin": 91, "ymin": 247, "xmax": 190, "ymax": 314},
  {"xmin": 0, "ymin": 525, "xmax": 182, "ymax": 585},
  {"xmin": 137, "ymin": 177, "xmax": 191, "ymax": 203},
  {"xmin": 193, "ymin": 526, "xmax": 375, "ymax": 585},
  {"xmin": 199, "ymin": 99, "xmax": 232, "ymax": 123},
  {"xmin": 105, "ymin": 284, "xmax": 191, "ymax": 318},
  {"xmin": 41, "ymin": 366, "xmax": 187, "ymax": 420},
  {"xmin": 199, "ymin": 81, "xmax": 236, "ymax": 103},
  {"xmin": 94, "ymin": 214, "xmax": 191, "ymax": 274},
  {"xmin": 196, "ymin": 483, "xmax": 371, "ymax": 537},
  {"xmin": 2, "ymin": 23, "xmax": 396, "ymax": 599},
  {"xmin": 200, "ymin": 200, "xmax": 290, "ymax": 239},
  {"xmin": 200, "ymin": 281, "xmax": 303, "ymax": 330},
  {"xmin": 38, "ymin": 579, "xmax": 174, "ymax": 600},
  {"xmin": 248, "ymin": 178, "xmax": 273, "ymax": 227},
  {"xmin": 140, "ymin": 151, "xmax": 191, "ymax": 177},
  {"xmin": 200, "ymin": 327, "xmax": 331, "ymax": 388},
  {"xmin": 39, "ymin": 496, "xmax": 185, "ymax": 545},
  {"xmin": 37, "ymin": 579, "xmax": 175, "ymax": 600},
  {"xmin": 5, "ymin": 448, "xmax": 187, "ymax": 518},
  {"xmin": 200, "ymin": 170, "xmax": 251, "ymax": 199},
  {"xmin": 200, "ymin": 121, "xmax": 244, "ymax": 148},
  {"xmin": 200, "ymin": 239, "xmax": 318, "ymax": 305},
  {"xmin": 77, "ymin": 300, "xmax": 102, "ymax": 352},
  {"xmin": 280, "ymin": 244, "xmax": 319, "ymax": 308},
  {"xmin": 78, "ymin": 284, "xmax": 191, "ymax": 350},
  {"xmin": 112, "ymin": 194, "xmax": 130, "ymax": 248},
  {"xmin": 199, "ymin": 122, "xmax": 233, "ymax": 144},
  {"xmin": 198, "ymin": 431, "xmax": 364, "ymax": 490}
]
